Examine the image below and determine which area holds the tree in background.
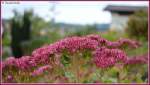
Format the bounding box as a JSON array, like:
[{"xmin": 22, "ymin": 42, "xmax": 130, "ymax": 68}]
[
  {"xmin": 10, "ymin": 10, "xmax": 32, "ymax": 58},
  {"xmin": 22, "ymin": 11, "xmax": 32, "ymax": 41},
  {"xmin": 126, "ymin": 10, "xmax": 148, "ymax": 41}
]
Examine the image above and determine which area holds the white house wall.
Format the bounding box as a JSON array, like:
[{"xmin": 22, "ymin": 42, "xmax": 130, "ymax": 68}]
[{"xmin": 110, "ymin": 13, "xmax": 129, "ymax": 31}]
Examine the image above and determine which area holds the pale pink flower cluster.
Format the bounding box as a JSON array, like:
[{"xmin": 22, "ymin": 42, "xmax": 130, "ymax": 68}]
[
  {"xmin": 31, "ymin": 65, "xmax": 52, "ymax": 76},
  {"xmin": 93, "ymin": 47, "xmax": 127, "ymax": 68}
]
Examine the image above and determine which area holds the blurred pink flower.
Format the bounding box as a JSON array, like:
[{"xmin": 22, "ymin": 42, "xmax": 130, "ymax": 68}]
[
  {"xmin": 107, "ymin": 38, "xmax": 140, "ymax": 48},
  {"xmin": 93, "ymin": 47, "xmax": 127, "ymax": 68},
  {"xmin": 2, "ymin": 57, "xmax": 17, "ymax": 70},
  {"xmin": 2, "ymin": 56, "xmax": 36, "ymax": 70},
  {"xmin": 7, "ymin": 75, "xmax": 13, "ymax": 81},
  {"xmin": 31, "ymin": 65, "xmax": 52, "ymax": 76},
  {"xmin": 5, "ymin": 57, "xmax": 16, "ymax": 66},
  {"xmin": 125, "ymin": 54, "xmax": 148, "ymax": 65},
  {"xmin": 15, "ymin": 56, "xmax": 36, "ymax": 70}
]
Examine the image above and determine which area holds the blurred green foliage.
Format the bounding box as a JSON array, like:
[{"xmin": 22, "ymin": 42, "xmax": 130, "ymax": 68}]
[
  {"xmin": 100, "ymin": 31, "xmax": 123, "ymax": 41},
  {"xmin": 61, "ymin": 54, "xmax": 71, "ymax": 67},
  {"xmin": 66, "ymin": 25, "xmax": 97, "ymax": 37},
  {"xmin": 126, "ymin": 10, "xmax": 148, "ymax": 41}
]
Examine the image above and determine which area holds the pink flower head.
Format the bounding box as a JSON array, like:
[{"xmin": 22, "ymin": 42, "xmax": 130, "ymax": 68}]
[
  {"xmin": 7, "ymin": 75, "xmax": 13, "ymax": 80},
  {"xmin": 5, "ymin": 57, "xmax": 16, "ymax": 65},
  {"xmin": 107, "ymin": 38, "xmax": 141, "ymax": 48},
  {"xmin": 93, "ymin": 47, "xmax": 127, "ymax": 68},
  {"xmin": 31, "ymin": 65, "xmax": 52, "ymax": 76},
  {"xmin": 86, "ymin": 34, "xmax": 109, "ymax": 46},
  {"xmin": 125, "ymin": 54, "xmax": 148, "ymax": 65},
  {"xmin": 15, "ymin": 56, "xmax": 36, "ymax": 70},
  {"xmin": 7, "ymin": 75, "xmax": 14, "ymax": 82},
  {"xmin": 86, "ymin": 34, "xmax": 101, "ymax": 41},
  {"xmin": 2, "ymin": 61, "xmax": 6, "ymax": 70},
  {"xmin": 107, "ymin": 42, "xmax": 120, "ymax": 48},
  {"xmin": 118, "ymin": 38, "xmax": 141, "ymax": 48},
  {"xmin": 2, "ymin": 57, "xmax": 17, "ymax": 69}
]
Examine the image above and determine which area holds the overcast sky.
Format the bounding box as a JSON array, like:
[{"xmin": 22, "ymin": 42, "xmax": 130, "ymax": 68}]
[{"xmin": 1, "ymin": 1, "xmax": 149, "ymax": 25}]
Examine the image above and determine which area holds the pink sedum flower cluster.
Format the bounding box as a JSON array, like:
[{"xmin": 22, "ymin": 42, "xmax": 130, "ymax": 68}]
[
  {"xmin": 31, "ymin": 36, "xmax": 99, "ymax": 65},
  {"xmin": 2, "ymin": 56, "xmax": 36, "ymax": 70},
  {"xmin": 2, "ymin": 34, "xmax": 146, "ymax": 72},
  {"xmin": 93, "ymin": 47, "xmax": 127, "ymax": 68}
]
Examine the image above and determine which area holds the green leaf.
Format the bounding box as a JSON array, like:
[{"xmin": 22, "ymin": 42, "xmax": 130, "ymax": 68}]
[
  {"xmin": 61, "ymin": 54, "xmax": 71, "ymax": 67},
  {"xmin": 64, "ymin": 71, "xmax": 75, "ymax": 80}
]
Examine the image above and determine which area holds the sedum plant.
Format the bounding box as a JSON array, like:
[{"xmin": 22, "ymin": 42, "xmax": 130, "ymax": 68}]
[{"xmin": 2, "ymin": 34, "xmax": 147, "ymax": 83}]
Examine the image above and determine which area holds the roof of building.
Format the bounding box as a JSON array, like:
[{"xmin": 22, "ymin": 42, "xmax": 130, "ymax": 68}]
[{"xmin": 104, "ymin": 5, "xmax": 148, "ymax": 13}]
